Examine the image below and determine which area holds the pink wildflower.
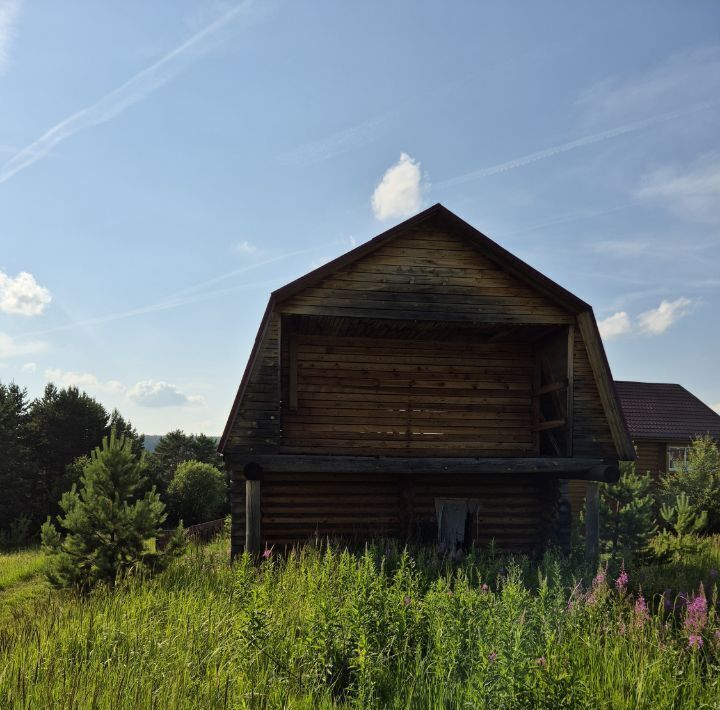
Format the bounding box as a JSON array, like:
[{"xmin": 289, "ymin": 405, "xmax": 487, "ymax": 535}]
[
  {"xmin": 592, "ymin": 568, "xmax": 606, "ymax": 589},
  {"xmin": 688, "ymin": 634, "xmax": 704, "ymax": 650},
  {"xmin": 481, "ymin": 583, "xmax": 489, "ymax": 592},
  {"xmin": 714, "ymin": 630, "xmax": 720, "ymax": 641},
  {"xmin": 488, "ymin": 652, "xmax": 498, "ymax": 663},
  {"xmin": 262, "ymin": 546, "xmax": 273, "ymax": 559},
  {"xmin": 684, "ymin": 593, "xmax": 708, "ymax": 634},
  {"xmin": 615, "ymin": 567, "xmax": 628, "ymax": 593},
  {"xmin": 633, "ymin": 595, "xmax": 649, "ymax": 625}
]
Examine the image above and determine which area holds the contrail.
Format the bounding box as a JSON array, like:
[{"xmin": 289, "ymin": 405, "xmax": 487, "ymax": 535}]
[
  {"xmin": 17, "ymin": 239, "xmax": 346, "ymax": 338},
  {"xmin": 436, "ymin": 98, "xmax": 720, "ymax": 188},
  {"xmin": 0, "ymin": 1, "xmax": 256, "ymax": 183}
]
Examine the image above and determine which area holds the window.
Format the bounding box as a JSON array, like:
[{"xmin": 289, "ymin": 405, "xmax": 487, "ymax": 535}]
[{"xmin": 667, "ymin": 446, "xmax": 690, "ymax": 472}]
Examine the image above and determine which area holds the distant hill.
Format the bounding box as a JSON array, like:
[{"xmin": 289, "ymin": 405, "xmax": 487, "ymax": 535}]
[{"xmin": 142, "ymin": 434, "xmax": 220, "ymax": 452}]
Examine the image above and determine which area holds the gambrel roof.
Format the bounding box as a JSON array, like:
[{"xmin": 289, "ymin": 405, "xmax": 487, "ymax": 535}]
[{"xmin": 219, "ymin": 204, "xmax": 635, "ymax": 460}]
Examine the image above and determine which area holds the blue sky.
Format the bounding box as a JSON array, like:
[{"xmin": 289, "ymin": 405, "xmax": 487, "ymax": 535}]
[{"xmin": 1, "ymin": 0, "xmax": 719, "ymax": 434}]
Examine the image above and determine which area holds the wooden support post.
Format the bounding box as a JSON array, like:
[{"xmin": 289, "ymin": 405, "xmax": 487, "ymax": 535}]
[
  {"xmin": 558, "ymin": 478, "xmax": 571, "ymax": 554},
  {"xmin": 585, "ymin": 481, "xmax": 600, "ymax": 565},
  {"xmin": 245, "ymin": 479, "xmax": 262, "ymax": 555},
  {"xmin": 229, "ymin": 471, "xmax": 245, "ymax": 559}
]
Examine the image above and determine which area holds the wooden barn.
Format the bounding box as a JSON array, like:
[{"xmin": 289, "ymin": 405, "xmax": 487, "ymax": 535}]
[{"xmin": 219, "ymin": 204, "xmax": 635, "ymax": 558}]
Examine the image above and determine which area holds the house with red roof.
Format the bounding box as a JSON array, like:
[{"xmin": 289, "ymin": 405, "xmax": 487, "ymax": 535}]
[{"xmin": 615, "ymin": 381, "xmax": 720, "ymax": 478}]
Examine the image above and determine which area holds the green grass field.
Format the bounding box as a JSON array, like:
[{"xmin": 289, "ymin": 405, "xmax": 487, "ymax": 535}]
[{"xmin": 0, "ymin": 540, "xmax": 719, "ymax": 709}]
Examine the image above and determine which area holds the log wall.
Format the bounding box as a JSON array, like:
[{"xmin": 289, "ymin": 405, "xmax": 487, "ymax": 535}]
[
  {"xmin": 247, "ymin": 470, "xmax": 558, "ymax": 552},
  {"xmin": 225, "ymin": 313, "xmax": 281, "ymax": 454},
  {"xmin": 280, "ymin": 333, "xmax": 535, "ymax": 456}
]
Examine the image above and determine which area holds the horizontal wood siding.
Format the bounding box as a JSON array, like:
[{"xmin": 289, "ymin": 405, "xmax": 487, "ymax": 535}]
[
  {"xmin": 278, "ymin": 224, "xmax": 574, "ymax": 325},
  {"xmin": 634, "ymin": 441, "xmax": 667, "ymax": 480},
  {"xmin": 572, "ymin": 329, "xmax": 616, "ymax": 460},
  {"xmin": 226, "ymin": 313, "xmax": 281, "ymax": 453},
  {"xmin": 281, "ymin": 333, "xmax": 535, "ymax": 456},
  {"xmin": 255, "ymin": 471, "xmax": 556, "ymax": 552}
]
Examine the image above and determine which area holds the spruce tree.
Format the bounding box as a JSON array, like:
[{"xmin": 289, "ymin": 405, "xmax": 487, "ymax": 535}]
[
  {"xmin": 41, "ymin": 430, "xmax": 183, "ymax": 590},
  {"xmin": 599, "ymin": 462, "xmax": 657, "ymax": 560}
]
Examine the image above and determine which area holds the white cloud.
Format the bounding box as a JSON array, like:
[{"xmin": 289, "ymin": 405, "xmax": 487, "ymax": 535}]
[
  {"xmin": 20, "ymin": 361, "xmax": 36, "ymax": 372},
  {"xmin": 45, "ymin": 368, "xmax": 125, "ymax": 394},
  {"xmin": 0, "ymin": 271, "xmax": 51, "ymax": 316},
  {"xmin": 598, "ymin": 311, "xmax": 632, "ymax": 340},
  {"xmin": 0, "ymin": 0, "xmax": 20, "ymax": 74},
  {"xmin": 636, "ymin": 156, "xmax": 720, "ymax": 224},
  {"xmin": 0, "ymin": 1, "xmax": 257, "ymax": 184},
  {"xmin": 637, "ymin": 297, "xmax": 694, "ymax": 335},
  {"xmin": 127, "ymin": 380, "xmax": 204, "ymax": 408},
  {"xmin": 235, "ymin": 240, "xmax": 257, "ymax": 255},
  {"xmin": 0, "ymin": 332, "xmax": 45, "ymax": 359},
  {"xmin": 371, "ymin": 153, "xmax": 425, "ymax": 220}
]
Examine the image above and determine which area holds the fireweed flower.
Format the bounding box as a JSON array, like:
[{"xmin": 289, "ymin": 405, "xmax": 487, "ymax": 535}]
[
  {"xmin": 488, "ymin": 652, "xmax": 498, "ymax": 663},
  {"xmin": 615, "ymin": 567, "xmax": 628, "ymax": 593},
  {"xmin": 262, "ymin": 546, "xmax": 273, "ymax": 560},
  {"xmin": 688, "ymin": 634, "xmax": 704, "ymax": 650},
  {"xmin": 481, "ymin": 583, "xmax": 489, "ymax": 592},
  {"xmin": 684, "ymin": 593, "xmax": 708, "ymax": 634},
  {"xmin": 592, "ymin": 568, "xmax": 607, "ymax": 589},
  {"xmin": 633, "ymin": 595, "xmax": 650, "ymax": 625}
]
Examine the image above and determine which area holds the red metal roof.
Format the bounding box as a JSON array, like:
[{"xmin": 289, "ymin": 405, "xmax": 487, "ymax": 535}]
[{"xmin": 615, "ymin": 381, "xmax": 720, "ymax": 441}]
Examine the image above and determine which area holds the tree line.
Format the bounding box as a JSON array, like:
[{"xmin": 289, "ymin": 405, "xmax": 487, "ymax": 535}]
[{"xmin": 0, "ymin": 380, "xmax": 227, "ymax": 546}]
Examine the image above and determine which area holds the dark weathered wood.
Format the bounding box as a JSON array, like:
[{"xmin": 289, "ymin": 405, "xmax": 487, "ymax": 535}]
[
  {"xmin": 226, "ymin": 454, "xmax": 617, "ymax": 480},
  {"xmin": 246, "ymin": 479, "xmax": 262, "ymax": 554},
  {"xmin": 585, "ymin": 481, "xmax": 599, "ymax": 564},
  {"xmin": 566, "ymin": 325, "xmax": 575, "ymax": 456},
  {"xmin": 576, "ymin": 311, "xmax": 635, "ymax": 460},
  {"xmin": 532, "ymin": 419, "xmax": 566, "ymax": 432}
]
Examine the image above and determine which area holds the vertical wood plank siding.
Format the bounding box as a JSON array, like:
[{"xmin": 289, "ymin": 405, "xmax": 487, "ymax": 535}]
[
  {"xmin": 254, "ymin": 471, "xmax": 558, "ymax": 552},
  {"xmin": 280, "ymin": 334, "xmax": 535, "ymax": 456},
  {"xmin": 278, "ymin": 225, "xmax": 574, "ymax": 325}
]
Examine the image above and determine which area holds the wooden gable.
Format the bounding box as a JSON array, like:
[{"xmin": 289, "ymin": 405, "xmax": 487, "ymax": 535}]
[
  {"xmin": 219, "ymin": 204, "xmax": 634, "ymax": 462},
  {"xmin": 278, "ymin": 220, "xmax": 574, "ymax": 325}
]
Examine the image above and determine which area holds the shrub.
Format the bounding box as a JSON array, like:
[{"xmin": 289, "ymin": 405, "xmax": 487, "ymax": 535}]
[
  {"xmin": 600, "ymin": 462, "xmax": 657, "ymax": 560},
  {"xmin": 661, "ymin": 435, "xmax": 720, "ymax": 531},
  {"xmin": 41, "ymin": 430, "xmax": 183, "ymax": 591},
  {"xmin": 167, "ymin": 460, "xmax": 227, "ymax": 526}
]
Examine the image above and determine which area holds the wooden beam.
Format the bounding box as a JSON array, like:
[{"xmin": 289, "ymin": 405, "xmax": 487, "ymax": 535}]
[
  {"xmin": 585, "ymin": 481, "xmax": 600, "ymax": 565},
  {"xmin": 245, "ymin": 479, "xmax": 262, "ymax": 555},
  {"xmin": 288, "ymin": 330, "xmax": 298, "ymax": 411},
  {"xmin": 532, "ymin": 419, "xmax": 566, "ymax": 432},
  {"xmin": 532, "ymin": 381, "xmax": 565, "ymax": 397},
  {"xmin": 576, "ymin": 311, "xmax": 635, "ymax": 460},
  {"xmin": 225, "ymin": 453, "xmax": 619, "ymax": 481}
]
